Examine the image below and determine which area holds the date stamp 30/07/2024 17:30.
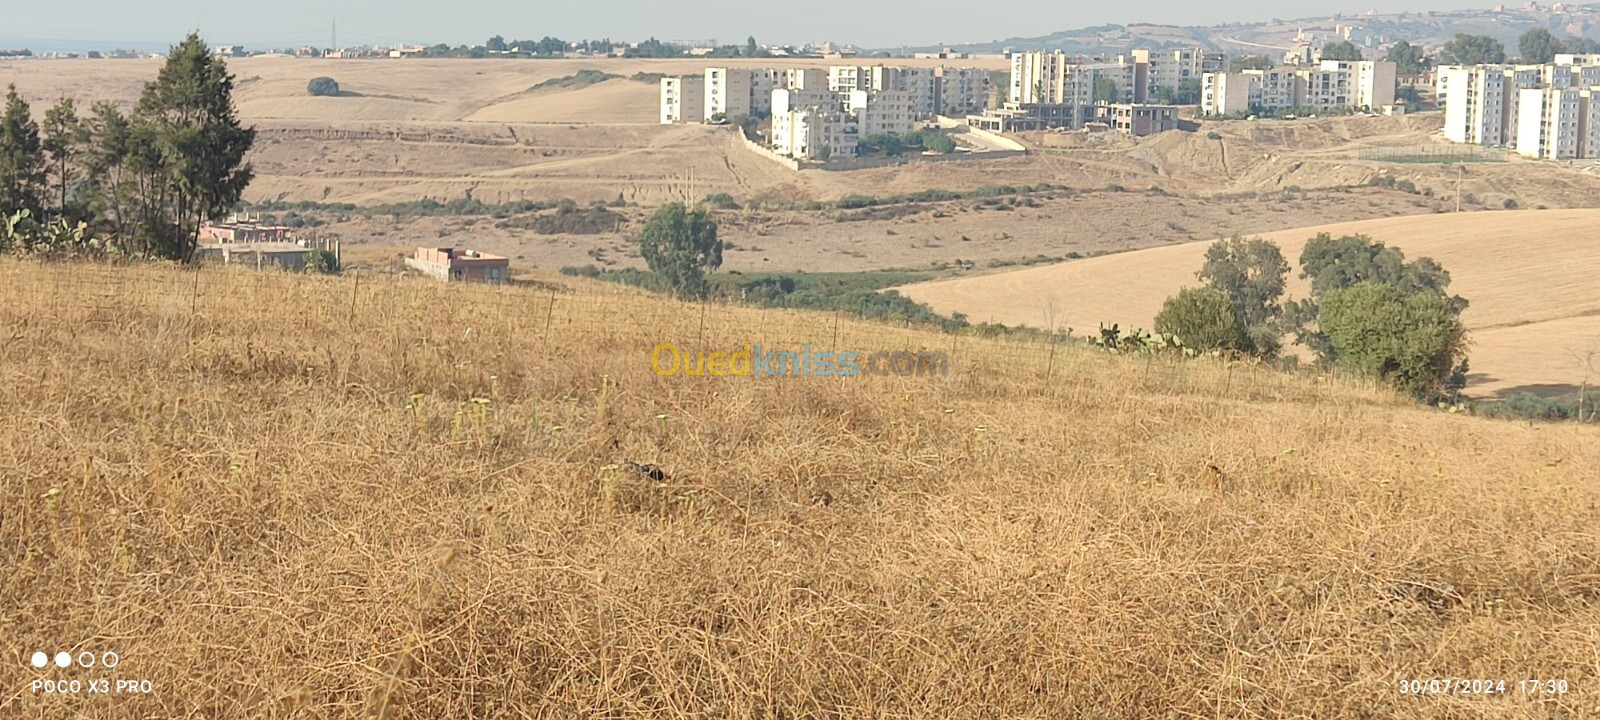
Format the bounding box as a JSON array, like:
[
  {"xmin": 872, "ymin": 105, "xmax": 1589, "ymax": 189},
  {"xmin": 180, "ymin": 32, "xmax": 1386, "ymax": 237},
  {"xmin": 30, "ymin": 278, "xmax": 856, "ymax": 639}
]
[{"xmin": 1398, "ymin": 678, "xmax": 1571, "ymax": 696}]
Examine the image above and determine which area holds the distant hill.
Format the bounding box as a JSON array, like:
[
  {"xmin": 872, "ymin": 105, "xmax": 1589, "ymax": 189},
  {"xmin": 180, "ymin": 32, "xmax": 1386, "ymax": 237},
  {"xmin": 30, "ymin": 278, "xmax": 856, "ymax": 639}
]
[{"xmin": 895, "ymin": 4, "xmax": 1600, "ymax": 56}]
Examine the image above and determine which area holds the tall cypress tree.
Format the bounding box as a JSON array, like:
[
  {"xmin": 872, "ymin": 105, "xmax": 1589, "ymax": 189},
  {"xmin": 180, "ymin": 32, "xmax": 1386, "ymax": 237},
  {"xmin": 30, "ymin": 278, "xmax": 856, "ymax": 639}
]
[
  {"xmin": 132, "ymin": 33, "xmax": 255, "ymax": 261},
  {"xmin": 0, "ymin": 84, "xmax": 45, "ymax": 218},
  {"xmin": 41, "ymin": 97, "xmax": 87, "ymax": 221}
]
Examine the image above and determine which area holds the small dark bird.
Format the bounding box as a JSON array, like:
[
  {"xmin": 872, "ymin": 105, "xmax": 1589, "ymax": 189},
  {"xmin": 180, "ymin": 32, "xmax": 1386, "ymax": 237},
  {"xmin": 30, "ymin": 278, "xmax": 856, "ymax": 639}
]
[{"xmin": 624, "ymin": 459, "xmax": 665, "ymax": 482}]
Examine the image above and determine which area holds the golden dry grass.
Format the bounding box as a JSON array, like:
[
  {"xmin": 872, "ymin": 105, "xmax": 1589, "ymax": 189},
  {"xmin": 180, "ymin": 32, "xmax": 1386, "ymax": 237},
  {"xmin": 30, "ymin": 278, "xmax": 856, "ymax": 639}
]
[
  {"xmin": 2, "ymin": 259, "xmax": 1599, "ymax": 718},
  {"xmin": 899, "ymin": 208, "xmax": 1600, "ymax": 399}
]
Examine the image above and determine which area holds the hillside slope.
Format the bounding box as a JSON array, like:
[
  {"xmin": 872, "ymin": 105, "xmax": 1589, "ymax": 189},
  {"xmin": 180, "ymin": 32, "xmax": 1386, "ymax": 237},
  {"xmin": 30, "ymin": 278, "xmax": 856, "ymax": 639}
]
[
  {"xmin": 2, "ymin": 260, "xmax": 1597, "ymax": 718},
  {"xmin": 898, "ymin": 209, "xmax": 1600, "ymax": 398}
]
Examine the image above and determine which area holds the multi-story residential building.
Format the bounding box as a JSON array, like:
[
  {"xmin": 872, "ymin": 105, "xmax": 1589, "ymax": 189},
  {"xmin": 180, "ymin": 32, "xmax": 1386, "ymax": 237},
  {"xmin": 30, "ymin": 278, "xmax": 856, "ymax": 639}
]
[
  {"xmin": 1440, "ymin": 66, "xmax": 1509, "ymax": 145},
  {"xmin": 1442, "ymin": 58, "xmax": 1600, "ymax": 158},
  {"xmin": 1202, "ymin": 71, "xmax": 1252, "ymax": 115},
  {"xmin": 1515, "ymin": 87, "xmax": 1584, "ymax": 159},
  {"xmin": 1200, "ymin": 61, "xmax": 1396, "ymax": 115},
  {"xmin": 1010, "ymin": 53, "xmax": 1138, "ymax": 105},
  {"xmin": 770, "ymin": 87, "xmax": 919, "ymax": 160},
  {"xmin": 828, "ymin": 65, "xmax": 865, "ymax": 92},
  {"xmin": 1583, "ymin": 89, "xmax": 1600, "ymax": 158},
  {"xmin": 936, "ymin": 66, "xmax": 992, "ymax": 116},
  {"xmin": 1349, "ymin": 60, "xmax": 1398, "ymax": 109},
  {"xmin": 660, "ymin": 75, "xmax": 705, "ymax": 124},
  {"xmin": 702, "ymin": 68, "xmax": 779, "ymax": 120},
  {"xmin": 704, "ymin": 67, "xmax": 751, "ymax": 120},
  {"xmin": 771, "ymin": 88, "xmax": 844, "ymax": 158},
  {"xmin": 1132, "ymin": 48, "xmax": 1225, "ymax": 101},
  {"xmin": 849, "ymin": 90, "xmax": 917, "ymax": 137},
  {"xmin": 783, "ymin": 67, "xmax": 828, "ymax": 91},
  {"xmin": 1095, "ymin": 104, "xmax": 1181, "ymax": 135}
]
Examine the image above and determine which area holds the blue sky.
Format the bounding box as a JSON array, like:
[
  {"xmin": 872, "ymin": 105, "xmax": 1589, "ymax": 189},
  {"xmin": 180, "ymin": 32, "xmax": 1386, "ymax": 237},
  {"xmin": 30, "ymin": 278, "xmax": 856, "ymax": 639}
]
[{"xmin": 3, "ymin": 0, "xmax": 1498, "ymax": 51}]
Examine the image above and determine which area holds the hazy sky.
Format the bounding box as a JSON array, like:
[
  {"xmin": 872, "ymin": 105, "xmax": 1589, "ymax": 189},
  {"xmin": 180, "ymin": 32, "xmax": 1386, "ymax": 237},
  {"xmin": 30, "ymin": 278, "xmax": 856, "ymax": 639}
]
[{"xmin": 4, "ymin": 0, "xmax": 1498, "ymax": 50}]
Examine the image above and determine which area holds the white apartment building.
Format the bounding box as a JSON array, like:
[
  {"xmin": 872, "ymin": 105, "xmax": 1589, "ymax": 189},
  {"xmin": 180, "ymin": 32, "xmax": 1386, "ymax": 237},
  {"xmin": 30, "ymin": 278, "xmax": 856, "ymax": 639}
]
[
  {"xmin": 1201, "ymin": 72, "xmax": 1252, "ymax": 115},
  {"xmin": 1133, "ymin": 48, "xmax": 1226, "ymax": 100},
  {"xmin": 784, "ymin": 67, "xmax": 828, "ymax": 91},
  {"xmin": 703, "ymin": 68, "xmax": 778, "ymax": 120},
  {"xmin": 1584, "ymin": 89, "xmax": 1600, "ymax": 158},
  {"xmin": 1200, "ymin": 61, "xmax": 1396, "ymax": 115},
  {"xmin": 1350, "ymin": 60, "xmax": 1399, "ymax": 109},
  {"xmin": 1011, "ymin": 52, "xmax": 1138, "ymax": 105},
  {"xmin": 1515, "ymin": 87, "xmax": 1584, "ymax": 159},
  {"xmin": 1441, "ymin": 58, "xmax": 1600, "ymax": 156},
  {"xmin": 772, "ymin": 88, "xmax": 849, "ymax": 160},
  {"xmin": 1440, "ymin": 66, "xmax": 1509, "ymax": 145},
  {"xmin": 769, "ymin": 87, "xmax": 919, "ymax": 160},
  {"xmin": 659, "ymin": 75, "xmax": 705, "ymax": 124},
  {"xmin": 936, "ymin": 66, "xmax": 992, "ymax": 115},
  {"xmin": 849, "ymin": 89, "xmax": 917, "ymax": 136}
]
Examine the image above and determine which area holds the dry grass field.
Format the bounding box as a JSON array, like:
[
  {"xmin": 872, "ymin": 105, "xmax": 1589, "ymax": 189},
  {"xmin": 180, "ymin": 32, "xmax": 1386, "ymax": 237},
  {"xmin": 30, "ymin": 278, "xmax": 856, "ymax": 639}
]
[
  {"xmin": 3, "ymin": 259, "xmax": 1599, "ymax": 718},
  {"xmin": 897, "ymin": 209, "xmax": 1600, "ymax": 399}
]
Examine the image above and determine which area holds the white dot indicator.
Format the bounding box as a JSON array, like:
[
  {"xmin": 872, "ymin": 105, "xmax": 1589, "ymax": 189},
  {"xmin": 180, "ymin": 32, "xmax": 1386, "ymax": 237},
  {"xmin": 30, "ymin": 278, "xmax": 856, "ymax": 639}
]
[
  {"xmin": 31, "ymin": 652, "xmax": 48, "ymax": 668},
  {"xmin": 54, "ymin": 652, "xmax": 71, "ymax": 669},
  {"xmin": 77, "ymin": 652, "xmax": 95, "ymax": 668},
  {"xmin": 101, "ymin": 652, "xmax": 119, "ymax": 669}
]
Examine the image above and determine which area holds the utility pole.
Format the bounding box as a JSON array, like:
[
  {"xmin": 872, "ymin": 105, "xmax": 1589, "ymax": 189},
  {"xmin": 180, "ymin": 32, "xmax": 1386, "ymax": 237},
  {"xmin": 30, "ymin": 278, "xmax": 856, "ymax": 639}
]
[{"xmin": 1455, "ymin": 163, "xmax": 1464, "ymax": 212}]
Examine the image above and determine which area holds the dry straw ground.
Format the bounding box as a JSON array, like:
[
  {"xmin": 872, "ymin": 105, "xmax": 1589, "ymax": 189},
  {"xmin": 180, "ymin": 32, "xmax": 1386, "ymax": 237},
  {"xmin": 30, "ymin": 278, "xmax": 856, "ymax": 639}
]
[{"xmin": 2, "ymin": 259, "xmax": 1599, "ymax": 718}]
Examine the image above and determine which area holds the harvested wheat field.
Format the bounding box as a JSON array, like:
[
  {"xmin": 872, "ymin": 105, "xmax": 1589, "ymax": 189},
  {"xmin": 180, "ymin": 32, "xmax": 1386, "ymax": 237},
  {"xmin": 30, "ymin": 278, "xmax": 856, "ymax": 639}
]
[
  {"xmin": 2, "ymin": 259, "xmax": 1598, "ymax": 718},
  {"xmin": 900, "ymin": 208, "xmax": 1600, "ymax": 399}
]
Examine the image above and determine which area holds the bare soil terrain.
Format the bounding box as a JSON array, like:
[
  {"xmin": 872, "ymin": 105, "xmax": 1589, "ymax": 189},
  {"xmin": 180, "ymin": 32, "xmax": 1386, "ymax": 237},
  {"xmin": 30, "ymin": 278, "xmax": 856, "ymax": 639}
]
[{"xmin": 898, "ymin": 209, "xmax": 1600, "ymax": 399}]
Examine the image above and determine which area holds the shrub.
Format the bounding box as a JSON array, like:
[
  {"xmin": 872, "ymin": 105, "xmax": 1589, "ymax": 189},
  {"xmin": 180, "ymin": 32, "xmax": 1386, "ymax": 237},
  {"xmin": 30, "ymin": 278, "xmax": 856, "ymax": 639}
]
[
  {"xmin": 307, "ymin": 77, "xmax": 340, "ymax": 96},
  {"xmin": 1319, "ymin": 282, "xmax": 1467, "ymax": 399},
  {"xmin": 306, "ymin": 249, "xmax": 340, "ymax": 274},
  {"xmin": 1154, "ymin": 287, "xmax": 1249, "ymax": 352},
  {"xmin": 1476, "ymin": 392, "xmax": 1574, "ymax": 421},
  {"xmin": 703, "ymin": 193, "xmax": 740, "ymax": 210}
]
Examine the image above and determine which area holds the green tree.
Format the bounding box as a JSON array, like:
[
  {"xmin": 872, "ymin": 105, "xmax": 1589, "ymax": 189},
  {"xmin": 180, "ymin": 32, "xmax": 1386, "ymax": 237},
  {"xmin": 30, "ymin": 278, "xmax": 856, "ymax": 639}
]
[
  {"xmin": 1197, "ymin": 234, "xmax": 1290, "ymax": 330},
  {"xmin": 638, "ymin": 202, "xmax": 722, "ymax": 298},
  {"xmin": 131, "ymin": 33, "xmax": 256, "ymax": 261},
  {"xmin": 41, "ymin": 97, "xmax": 88, "ymax": 220},
  {"xmin": 1321, "ymin": 41, "xmax": 1365, "ymax": 61},
  {"xmin": 1519, "ymin": 28, "xmax": 1565, "ymax": 63},
  {"xmin": 1570, "ymin": 37, "xmax": 1600, "ymax": 54},
  {"xmin": 486, "ymin": 35, "xmax": 507, "ymax": 53},
  {"xmin": 1395, "ymin": 85, "xmax": 1422, "ymax": 104},
  {"xmin": 925, "ymin": 134, "xmax": 956, "ymax": 153},
  {"xmin": 1320, "ymin": 282, "xmax": 1467, "ymax": 399},
  {"xmin": 1230, "ymin": 55, "xmax": 1274, "ymax": 72},
  {"xmin": 1154, "ymin": 287, "xmax": 1250, "ymax": 351},
  {"xmin": 1439, "ymin": 34, "xmax": 1505, "ymax": 65},
  {"xmin": 536, "ymin": 36, "xmax": 566, "ymax": 55},
  {"xmin": 746, "ymin": 36, "xmax": 758, "ymax": 57},
  {"xmin": 1384, "ymin": 40, "xmax": 1429, "ymax": 74},
  {"xmin": 1151, "ymin": 84, "xmax": 1175, "ymax": 104},
  {"xmin": 858, "ymin": 132, "xmax": 904, "ymax": 157},
  {"xmin": 1175, "ymin": 78, "xmax": 1202, "ymax": 104},
  {"xmin": 1093, "ymin": 76, "xmax": 1118, "ymax": 103},
  {"xmin": 307, "ymin": 248, "xmax": 340, "ymax": 274},
  {"xmin": 83, "ymin": 102, "xmax": 134, "ymax": 242},
  {"xmin": 1287, "ymin": 232, "xmax": 1467, "ymax": 361},
  {"xmin": 0, "ymin": 84, "xmax": 45, "ymax": 218},
  {"xmin": 1297, "ymin": 232, "xmax": 1457, "ymax": 300}
]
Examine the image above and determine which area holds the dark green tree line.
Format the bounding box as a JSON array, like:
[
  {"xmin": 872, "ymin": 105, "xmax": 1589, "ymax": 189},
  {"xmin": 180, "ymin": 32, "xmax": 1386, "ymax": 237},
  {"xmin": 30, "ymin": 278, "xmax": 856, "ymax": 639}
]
[{"xmin": 0, "ymin": 33, "xmax": 254, "ymax": 260}]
